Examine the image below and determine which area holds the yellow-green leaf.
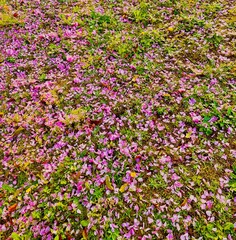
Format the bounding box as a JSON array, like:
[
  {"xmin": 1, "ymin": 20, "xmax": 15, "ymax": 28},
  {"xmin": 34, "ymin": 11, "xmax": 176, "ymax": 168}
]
[
  {"xmin": 168, "ymin": 26, "xmax": 174, "ymax": 32},
  {"xmin": 82, "ymin": 229, "xmax": 88, "ymax": 240},
  {"xmin": 105, "ymin": 175, "xmax": 113, "ymax": 190},
  {"xmin": 81, "ymin": 220, "xmax": 89, "ymax": 227},
  {"xmin": 11, "ymin": 232, "xmax": 21, "ymax": 240},
  {"xmin": 54, "ymin": 236, "xmax": 59, "ymax": 240},
  {"xmin": 185, "ymin": 131, "xmax": 192, "ymax": 138},
  {"xmin": 13, "ymin": 127, "xmax": 24, "ymax": 137},
  {"xmin": 119, "ymin": 183, "xmax": 128, "ymax": 193},
  {"xmin": 85, "ymin": 182, "xmax": 90, "ymax": 189}
]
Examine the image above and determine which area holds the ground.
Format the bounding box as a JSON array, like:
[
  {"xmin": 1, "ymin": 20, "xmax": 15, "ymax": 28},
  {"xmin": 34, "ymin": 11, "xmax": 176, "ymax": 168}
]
[{"xmin": 0, "ymin": 0, "xmax": 236, "ymax": 239}]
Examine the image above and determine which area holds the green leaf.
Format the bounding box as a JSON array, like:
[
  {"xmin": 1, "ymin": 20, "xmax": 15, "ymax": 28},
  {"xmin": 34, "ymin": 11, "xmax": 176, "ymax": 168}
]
[
  {"xmin": 60, "ymin": 179, "xmax": 67, "ymax": 185},
  {"xmin": 205, "ymin": 232, "xmax": 217, "ymax": 239},
  {"xmin": 2, "ymin": 184, "xmax": 14, "ymax": 193},
  {"xmin": 39, "ymin": 73, "xmax": 46, "ymax": 81},
  {"xmin": 232, "ymin": 165, "xmax": 236, "ymax": 173},
  {"xmin": 228, "ymin": 179, "xmax": 236, "ymax": 190},
  {"xmin": 203, "ymin": 115, "xmax": 211, "ymax": 123},
  {"xmin": 54, "ymin": 235, "xmax": 59, "ymax": 240},
  {"xmin": 32, "ymin": 210, "xmax": 41, "ymax": 219},
  {"xmin": 6, "ymin": 57, "xmax": 16, "ymax": 63},
  {"xmin": 224, "ymin": 222, "xmax": 234, "ymax": 231},
  {"xmin": 81, "ymin": 220, "xmax": 89, "ymax": 227},
  {"xmin": 11, "ymin": 232, "xmax": 21, "ymax": 240}
]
